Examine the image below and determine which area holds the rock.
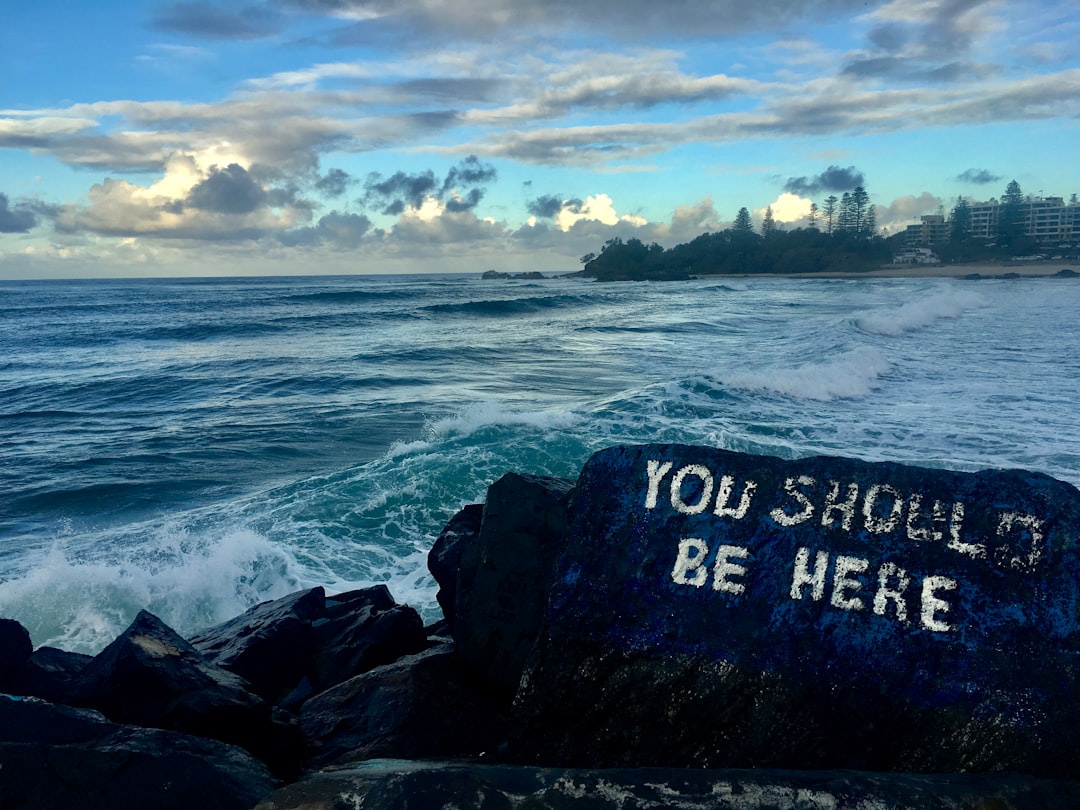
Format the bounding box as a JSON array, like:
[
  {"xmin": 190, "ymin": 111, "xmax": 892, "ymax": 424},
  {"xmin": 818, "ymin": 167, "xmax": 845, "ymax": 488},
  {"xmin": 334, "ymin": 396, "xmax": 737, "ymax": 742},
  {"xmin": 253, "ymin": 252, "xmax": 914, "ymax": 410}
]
[
  {"xmin": 190, "ymin": 587, "xmax": 326, "ymax": 704},
  {"xmin": 1055, "ymin": 268, "xmax": 1079, "ymax": 277},
  {"xmin": 453, "ymin": 472, "xmax": 575, "ymax": 693},
  {"xmin": 481, "ymin": 269, "xmax": 510, "ymax": 279},
  {"xmin": 254, "ymin": 759, "xmax": 1080, "ymax": 810},
  {"xmin": 192, "ymin": 585, "xmax": 427, "ymax": 707},
  {"xmin": 299, "ymin": 645, "xmax": 511, "ymax": 767},
  {"xmin": 0, "ymin": 694, "xmax": 274, "ymax": 810},
  {"xmin": 509, "ymin": 444, "xmax": 1080, "ymax": 777},
  {"xmin": 0, "ymin": 617, "xmax": 32, "ymax": 688},
  {"xmin": 308, "ymin": 588, "xmax": 427, "ymax": 694},
  {"xmin": 72, "ymin": 609, "xmax": 302, "ymax": 777},
  {"xmin": 427, "ymin": 502, "xmax": 483, "ymax": 628},
  {"xmin": 10, "ymin": 645, "xmax": 93, "ymax": 703}
]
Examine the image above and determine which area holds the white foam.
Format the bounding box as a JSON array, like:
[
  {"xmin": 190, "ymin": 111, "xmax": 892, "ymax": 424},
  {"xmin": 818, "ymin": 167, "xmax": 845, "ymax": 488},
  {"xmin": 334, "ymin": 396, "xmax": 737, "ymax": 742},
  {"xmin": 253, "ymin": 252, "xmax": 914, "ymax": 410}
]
[
  {"xmin": 428, "ymin": 401, "xmax": 580, "ymax": 438},
  {"xmin": 720, "ymin": 346, "xmax": 891, "ymax": 401},
  {"xmin": 0, "ymin": 524, "xmax": 310, "ymax": 653},
  {"xmin": 855, "ymin": 289, "xmax": 986, "ymax": 336}
]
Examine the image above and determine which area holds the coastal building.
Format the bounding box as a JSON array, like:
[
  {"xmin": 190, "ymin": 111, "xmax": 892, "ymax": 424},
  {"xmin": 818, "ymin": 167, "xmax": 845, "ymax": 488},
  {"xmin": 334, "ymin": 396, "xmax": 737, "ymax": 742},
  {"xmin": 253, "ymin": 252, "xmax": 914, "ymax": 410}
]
[{"xmin": 903, "ymin": 196, "xmax": 1080, "ymax": 247}]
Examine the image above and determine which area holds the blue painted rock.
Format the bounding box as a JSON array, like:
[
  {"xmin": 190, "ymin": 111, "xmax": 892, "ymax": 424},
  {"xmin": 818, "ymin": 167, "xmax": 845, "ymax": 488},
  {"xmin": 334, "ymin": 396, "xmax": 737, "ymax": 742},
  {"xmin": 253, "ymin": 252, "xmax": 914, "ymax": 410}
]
[{"xmin": 509, "ymin": 444, "xmax": 1080, "ymax": 777}]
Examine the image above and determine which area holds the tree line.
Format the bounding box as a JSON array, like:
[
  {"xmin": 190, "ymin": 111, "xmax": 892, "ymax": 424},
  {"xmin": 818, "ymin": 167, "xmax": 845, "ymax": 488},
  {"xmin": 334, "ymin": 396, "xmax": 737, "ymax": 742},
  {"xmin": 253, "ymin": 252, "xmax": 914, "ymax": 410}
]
[{"xmin": 579, "ymin": 185, "xmax": 889, "ymax": 281}]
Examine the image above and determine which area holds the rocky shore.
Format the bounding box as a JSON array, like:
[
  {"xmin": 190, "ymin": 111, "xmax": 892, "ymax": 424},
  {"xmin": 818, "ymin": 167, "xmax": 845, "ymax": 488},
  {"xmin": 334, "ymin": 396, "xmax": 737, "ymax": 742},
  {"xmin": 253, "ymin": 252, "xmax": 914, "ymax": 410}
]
[{"xmin": 3, "ymin": 444, "xmax": 1080, "ymax": 808}]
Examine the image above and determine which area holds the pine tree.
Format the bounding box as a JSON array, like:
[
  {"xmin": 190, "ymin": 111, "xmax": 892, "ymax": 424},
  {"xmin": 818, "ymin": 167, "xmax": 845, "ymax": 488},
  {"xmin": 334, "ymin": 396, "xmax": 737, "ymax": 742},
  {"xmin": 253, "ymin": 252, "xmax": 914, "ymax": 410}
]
[
  {"xmin": 837, "ymin": 192, "xmax": 853, "ymax": 233},
  {"xmin": 999, "ymin": 180, "xmax": 1025, "ymax": 247},
  {"xmin": 733, "ymin": 207, "xmax": 754, "ymax": 234},
  {"xmin": 949, "ymin": 197, "xmax": 971, "ymax": 243},
  {"xmin": 760, "ymin": 205, "xmax": 777, "ymax": 237},
  {"xmin": 822, "ymin": 195, "xmax": 838, "ymax": 234},
  {"xmin": 808, "ymin": 202, "xmax": 819, "ymax": 230}
]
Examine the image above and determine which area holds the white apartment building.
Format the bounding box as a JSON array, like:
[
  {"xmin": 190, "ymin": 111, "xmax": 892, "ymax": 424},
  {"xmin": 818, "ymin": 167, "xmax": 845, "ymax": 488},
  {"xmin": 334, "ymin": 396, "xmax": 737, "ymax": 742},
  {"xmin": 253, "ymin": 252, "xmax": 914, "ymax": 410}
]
[{"xmin": 965, "ymin": 197, "xmax": 1080, "ymax": 245}]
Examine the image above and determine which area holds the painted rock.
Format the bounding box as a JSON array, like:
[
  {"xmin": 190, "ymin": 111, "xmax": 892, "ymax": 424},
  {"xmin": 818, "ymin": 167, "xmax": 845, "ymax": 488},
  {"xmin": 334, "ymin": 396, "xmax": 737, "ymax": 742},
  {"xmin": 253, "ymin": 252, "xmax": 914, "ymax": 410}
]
[{"xmin": 509, "ymin": 444, "xmax": 1080, "ymax": 777}]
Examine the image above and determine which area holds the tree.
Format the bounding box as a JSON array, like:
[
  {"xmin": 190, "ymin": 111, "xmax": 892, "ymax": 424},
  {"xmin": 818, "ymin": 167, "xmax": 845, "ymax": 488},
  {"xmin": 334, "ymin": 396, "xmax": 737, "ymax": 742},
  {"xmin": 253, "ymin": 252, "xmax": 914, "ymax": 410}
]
[
  {"xmin": 822, "ymin": 195, "xmax": 838, "ymax": 234},
  {"xmin": 949, "ymin": 197, "xmax": 971, "ymax": 243},
  {"xmin": 580, "ymin": 252, "xmax": 597, "ymax": 265},
  {"xmin": 864, "ymin": 203, "xmax": 877, "ymax": 238},
  {"xmin": 760, "ymin": 205, "xmax": 777, "ymax": 237},
  {"xmin": 998, "ymin": 180, "xmax": 1026, "ymax": 247},
  {"xmin": 808, "ymin": 202, "xmax": 819, "ymax": 230},
  {"xmin": 837, "ymin": 192, "xmax": 853, "ymax": 233},
  {"xmin": 849, "ymin": 186, "xmax": 871, "ymax": 237},
  {"xmin": 733, "ymin": 207, "xmax": 754, "ymax": 234}
]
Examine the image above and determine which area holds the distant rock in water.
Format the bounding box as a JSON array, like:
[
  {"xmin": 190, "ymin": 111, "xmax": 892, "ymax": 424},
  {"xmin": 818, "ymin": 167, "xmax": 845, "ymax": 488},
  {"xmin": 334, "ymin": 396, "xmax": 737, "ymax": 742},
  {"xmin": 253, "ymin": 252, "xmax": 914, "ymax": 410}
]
[
  {"xmin": 1056, "ymin": 268, "xmax": 1079, "ymax": 278},
  {"xmin": 481, "ymin": 269, "xmax": 548, "ymax": 280}
]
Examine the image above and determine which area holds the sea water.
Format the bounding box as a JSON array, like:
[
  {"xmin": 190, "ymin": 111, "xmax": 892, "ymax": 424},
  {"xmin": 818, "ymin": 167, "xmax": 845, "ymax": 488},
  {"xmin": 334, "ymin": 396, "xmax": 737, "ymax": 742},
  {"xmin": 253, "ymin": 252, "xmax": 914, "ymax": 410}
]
[{"xmin": 2, "ymin": 272, "xmax": 1079, "ymax": 652}]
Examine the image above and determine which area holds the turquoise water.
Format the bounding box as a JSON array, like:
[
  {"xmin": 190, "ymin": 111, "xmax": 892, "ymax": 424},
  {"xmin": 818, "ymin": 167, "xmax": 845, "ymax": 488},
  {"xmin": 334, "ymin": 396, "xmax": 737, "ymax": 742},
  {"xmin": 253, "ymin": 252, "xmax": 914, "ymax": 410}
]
[{"xmin": 2, "ymin": 272, "xmax": 1079, "ymax": 651}]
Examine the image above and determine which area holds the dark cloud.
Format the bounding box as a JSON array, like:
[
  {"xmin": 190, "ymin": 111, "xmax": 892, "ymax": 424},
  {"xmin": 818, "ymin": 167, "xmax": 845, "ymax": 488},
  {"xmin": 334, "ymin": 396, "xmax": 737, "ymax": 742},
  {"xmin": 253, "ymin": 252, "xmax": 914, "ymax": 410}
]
[
  {"xmin": 185, "ymin": 164, "xmax": 268, "ymax": 214},
  {"xmin": 362, "ymin": 170, "xmax": 438, "ymax": 216},
  {"xmin": 151, "ymin": 2, "xmax": 283, "ymax": 40},
  {"xmin": 315, "ymin": 168, "xmax": 353, "ymax": 197},
  {"xmin": 285, "ymin": 0, "xmax": 876, "ymax": 47},
  {"xmin": 842, "ymin": 0, "xmax": 1001, "ymax": 84},
  {"xmin": 957, "ymin": 168, "xmax": 1001, "ymax": 184},
  {"xmin": 280, "ymin": 210, "xmax": 372, "ymax": 248},
  {"xmin": 0, "ymin": 193, "xmax": 40, "ymax": 233},
  {"xmin": 783, "ymin": 165, "xmax": 865, "ymax": 195},
  {"xmin": 361, "ymin": 155, "xmax": 497, "ymax": 215},
  {"xmin": 527, "ymin": 194, "xmax": 566, "ymax": 219}
]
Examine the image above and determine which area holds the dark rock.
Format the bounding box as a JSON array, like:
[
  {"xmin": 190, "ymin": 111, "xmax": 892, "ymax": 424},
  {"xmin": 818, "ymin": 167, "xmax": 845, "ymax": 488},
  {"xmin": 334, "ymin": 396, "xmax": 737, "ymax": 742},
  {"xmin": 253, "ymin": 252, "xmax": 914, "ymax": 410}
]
[
  {"xmin": 0, "ymin": 617, "xmax": 32, "ymax": 688},
  {"xmin": 1055, "ymin": 268, "xmax": 1079, "ymax": 277},
  {"xmin": 308, "ymin": 595, "xmax": 427, "ymax": 694},
  {"xmin": 481, "ymin": 269, "xmax": 510, "ymax": 279},
  {"xmin": 453, "ymin": 472, "xmax": 575, "ymax": 693},
  {"xmin": 512, "ymin": 271, "xmax": 546, "ymax": 279},
  {"xmin": 255, "ymin": 759, "xmax": 1080, "ymax": 810},
  {"xmin": 192, "ymin": 585, "xmax": 426, "ymax": 707},
  {"xmin": 72, "ymin": 609, "xmax": 302, "ymax": 777},
  {"xmin": 428, "ymin": 502, "xmax": 483, "ymax": 628},
  {"xmin": 190, "ymin": 587, "xmax": 325, "ymax": 704},
  {"xmin": 299, "ymin": 645, "xmax": 510, "ymax": 767},
  {"xmin": 10, "ymin": 645, "xmax": 93, "ymax": 703},
  {"xmin": 509, "ymin": 444, "xmax": 1080, "ymax": 777},
  {"xmin": 0, "ymin": 694, "xmax": 274, "ymax": 810}
]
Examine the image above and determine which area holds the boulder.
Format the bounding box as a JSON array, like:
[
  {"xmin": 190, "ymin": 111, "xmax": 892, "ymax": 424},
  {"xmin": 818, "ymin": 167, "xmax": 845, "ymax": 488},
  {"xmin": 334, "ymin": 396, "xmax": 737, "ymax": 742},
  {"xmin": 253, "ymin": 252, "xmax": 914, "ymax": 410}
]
[
  {"xmin": 0, "ymin": 694, "xmax": 274, "ymax": 810},
  {"xmin": 191, "ymin": 585, "xmax": 428, "ymax": 707},
  {"xmin": 72, "ymin": 609, "xmax": 302, "ymax": 776},
  {"xmin": 254, "ymin": 759, "xmax": 1080, "ymax": 810},
  {"xmin": 10, "ymin": 645, "xmax": 93, "ymax": 703},
  {"xmin": 299, "ymin": 645, "xmax": 510, "ymax": 767},
  {"xmin": 508, "ymin": 444, "xmax": 1080, "ymax": 777},
  {"xmin": 190, "ymin": 587, "xmax": 326, "ymax": 704},
  {"xmin": 452, "ymin": 472, "xmax": 575, "ymax": 693},
  {"xmin": 427, "ymin": 502, "xmax": 483, "ymax": 628},
  {"xmin": 0, "ymin": 617, "xmax": 32, "ymax": 689}
]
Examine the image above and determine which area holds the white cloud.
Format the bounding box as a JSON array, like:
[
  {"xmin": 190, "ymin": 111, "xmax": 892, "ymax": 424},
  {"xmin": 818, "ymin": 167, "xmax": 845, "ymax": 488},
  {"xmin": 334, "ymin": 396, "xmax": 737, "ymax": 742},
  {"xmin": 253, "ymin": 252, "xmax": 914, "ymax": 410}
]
[
  {"xmin": 555, "ymin": 194, "xmax": 647, "ymax": 232},
  {"xmin": 756, "ymin": 192, "xmax": 813, "ymax": 223}
]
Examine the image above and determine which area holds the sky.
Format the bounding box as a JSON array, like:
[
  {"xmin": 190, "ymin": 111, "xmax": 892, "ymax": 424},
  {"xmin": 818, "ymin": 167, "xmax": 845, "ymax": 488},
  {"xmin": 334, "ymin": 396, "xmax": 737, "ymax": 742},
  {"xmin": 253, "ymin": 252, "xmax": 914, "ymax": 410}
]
[{"xmin": 1, "ymin": 0, "xmax": 1078, "ymax": 278}]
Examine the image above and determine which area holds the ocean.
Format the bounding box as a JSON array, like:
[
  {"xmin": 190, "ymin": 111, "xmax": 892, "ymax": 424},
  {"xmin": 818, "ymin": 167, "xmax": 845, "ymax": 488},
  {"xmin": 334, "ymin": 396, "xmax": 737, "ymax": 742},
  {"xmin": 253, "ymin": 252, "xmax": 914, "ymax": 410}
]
[{"xmin": 3, "ymin": 272, "xmax": 1079, "ymax": 653}]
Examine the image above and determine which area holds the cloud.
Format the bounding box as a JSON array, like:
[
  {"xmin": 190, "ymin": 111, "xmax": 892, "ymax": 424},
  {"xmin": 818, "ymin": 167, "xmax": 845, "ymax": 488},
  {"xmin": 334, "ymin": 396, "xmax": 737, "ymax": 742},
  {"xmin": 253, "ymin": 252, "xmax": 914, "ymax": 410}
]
[
  {"xmin": 553, "ymin": 193, "xmax": 646, "ymax": 232},
  {"xmin": 0, "ymin": 193, "xmax": 40, "ymax": 233},
  {"xmin": 361, "ymin": 155, "xmax": 496, "ymax": 215},
  {"xmin": 956, "ymin": 168, "xmax": 1001, "ymax": 184},
  {"xmin": 756, "ymin": 192, "xmax": 813, "ymax": 223},
  {"xmin": 280, "ymin": 210, "xmax": 372, "ymax": 248},
  {"xmin": 875, "ymin": 192, "xmax": 944, "ymax": 234},
  {"xmin": 527, "ymin": 194, "xmax": 573, "ymax": 219},
  {"xmin": 151, "ymin": 2, "xmax": 283, "ymax": 40},
  {"xmin": 184, "ymin": 164, "xmax": 269, "ymax": 214},
  {"xmin": 783, "ymin": 165, "xmax": 866, "ymax": 195},
  {"xmin": 314, "ymin": 168, "xmax": 354, "ymax": 196}
]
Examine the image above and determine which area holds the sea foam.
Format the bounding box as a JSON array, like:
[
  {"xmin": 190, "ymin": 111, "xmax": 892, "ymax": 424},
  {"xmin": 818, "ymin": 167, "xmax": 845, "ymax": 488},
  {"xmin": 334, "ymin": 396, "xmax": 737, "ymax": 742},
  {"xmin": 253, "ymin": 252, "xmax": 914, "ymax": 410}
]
[
  {"xmin": 720, "ymin": 346, "xmax": 891, "ymax": 401},
  {"xmin": 855, "ymin": 288, "xmax": 986, "ymax": 336}
]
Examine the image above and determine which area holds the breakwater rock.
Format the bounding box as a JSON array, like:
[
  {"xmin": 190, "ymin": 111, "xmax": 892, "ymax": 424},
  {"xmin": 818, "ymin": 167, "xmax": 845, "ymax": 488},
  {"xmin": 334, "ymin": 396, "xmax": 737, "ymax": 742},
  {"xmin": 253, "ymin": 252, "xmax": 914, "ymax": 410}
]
[{"xmin": 4, "ymin": 443, "xmax": 1080, "ymax": 808}]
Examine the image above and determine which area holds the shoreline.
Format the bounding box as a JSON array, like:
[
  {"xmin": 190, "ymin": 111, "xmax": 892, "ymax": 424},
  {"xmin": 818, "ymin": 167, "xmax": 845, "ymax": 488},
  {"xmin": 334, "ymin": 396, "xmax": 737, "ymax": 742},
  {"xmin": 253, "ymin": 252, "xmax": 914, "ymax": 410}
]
[{"xmin": 698, "ymin": 260, "xmax": 1080, "ymax": 281}]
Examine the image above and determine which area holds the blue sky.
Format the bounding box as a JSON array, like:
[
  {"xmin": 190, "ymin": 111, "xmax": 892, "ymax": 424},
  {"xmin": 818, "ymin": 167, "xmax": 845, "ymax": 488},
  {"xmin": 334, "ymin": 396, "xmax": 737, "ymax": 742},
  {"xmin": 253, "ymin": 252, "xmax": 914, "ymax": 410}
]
[{"xmin": 1, "ymin": 0, "xmax": 1078, "ymax": 277}]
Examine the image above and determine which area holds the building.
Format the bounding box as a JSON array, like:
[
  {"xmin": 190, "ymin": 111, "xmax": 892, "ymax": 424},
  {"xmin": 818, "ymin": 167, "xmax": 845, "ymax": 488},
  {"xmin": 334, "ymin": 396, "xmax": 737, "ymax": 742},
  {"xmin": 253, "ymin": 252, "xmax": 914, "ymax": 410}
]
[
  {"xmin": 903, "ymin": 196, "xmax": 1080, "ymax": 247},
  {"xmin": 965, "ymin": 197, "xmax": 1080, "ymax": 246},
  {"xmin": 904, "ymin": 214, "xmax": 947, "ymax": 245}
]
